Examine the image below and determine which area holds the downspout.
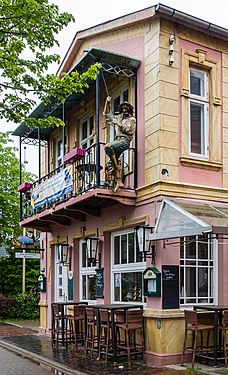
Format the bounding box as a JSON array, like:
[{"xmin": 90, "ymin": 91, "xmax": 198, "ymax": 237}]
[
  {"xmin": 38, "ymin": 127, "xmax": 41, "ymax": 179},
  {"xmin": 95, "ymin": 72, "xmax": 101, "ymax": 187},
  {"xmin": 62, "ymin": 102, "xmax": 65, "ymax": 165},
  {"xmin": 134, "ymin": 71, "xmax": 138, "ymax": 189}
]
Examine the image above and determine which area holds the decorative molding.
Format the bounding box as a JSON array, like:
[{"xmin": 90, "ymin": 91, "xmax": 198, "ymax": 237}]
[
  {"xmin": 180, "ymin": 156, "xmax": 222, "ymax": 171},
  {"xmin": 100, "ymin": 215, "xmax": 149, "ymax": 235},
  {"xmin": 213, "ymin": 96, "xmax": 222, "ymax": 106},
  {"xmin": 49, "ymin": 237, "xmax": 67, "ymax": 246}
]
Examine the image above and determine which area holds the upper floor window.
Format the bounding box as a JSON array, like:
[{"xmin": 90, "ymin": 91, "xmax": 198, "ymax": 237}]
[
  {"xmin": 189, "ymin": 68, "xmax": 209, "ymax": 158},
  {"xmin": 80, "ymin": 115, "xmax": 94, "ymax": 150},
  {"xmin": 56, "ymin": 137, "xmax": 63, "ymax": 168},
  {"xmin": 180, "ymin": 47, "xmax": 221, "ymax": 169}
]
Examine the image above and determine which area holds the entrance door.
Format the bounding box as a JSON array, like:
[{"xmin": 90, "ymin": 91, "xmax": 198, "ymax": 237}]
[{"xmin": 55, "ymin": 247, "xmax": 68, "ymax": 302}]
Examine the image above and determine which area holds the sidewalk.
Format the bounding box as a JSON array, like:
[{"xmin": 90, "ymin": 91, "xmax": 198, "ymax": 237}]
[{"xmin": 0, "ymin": 321, "xmax": 227, "ymax": 375}]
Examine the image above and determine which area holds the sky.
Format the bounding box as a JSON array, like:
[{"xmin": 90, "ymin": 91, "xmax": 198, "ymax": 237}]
[{"xmin": 3, "ymin": 0, "xmax": 228, "ymax": 171}]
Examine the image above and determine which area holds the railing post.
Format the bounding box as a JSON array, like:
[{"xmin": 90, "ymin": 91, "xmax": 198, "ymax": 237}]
[{"xmin": 95, "ymin": 72, "xmax": 101, "ymax": 187}]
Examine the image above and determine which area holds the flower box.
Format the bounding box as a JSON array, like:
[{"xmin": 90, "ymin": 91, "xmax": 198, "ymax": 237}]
[
  {"xmin": 64, "ymin": 147, "xmax": 86, "ymax": 163},
  {"xmin": 18, "ymin": 182, "xmax": 33, "ymax": 193}
]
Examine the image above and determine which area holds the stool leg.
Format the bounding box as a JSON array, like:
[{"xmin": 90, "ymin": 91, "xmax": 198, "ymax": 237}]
[
  {"xmin": 192, "ymin": 330, "xmax": 198, "ymax": 369},
  {"xmin": 224, "ymin": 328, "xmax": 227, "ymax": 367}
]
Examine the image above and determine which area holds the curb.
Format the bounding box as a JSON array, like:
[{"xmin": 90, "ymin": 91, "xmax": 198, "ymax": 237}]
[{"xmin": 0, "ymin": 339, "xmax": 86, "ymax": 375}]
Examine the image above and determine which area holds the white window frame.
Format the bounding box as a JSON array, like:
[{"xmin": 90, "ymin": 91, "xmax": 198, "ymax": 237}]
[
  {"xmin": 79, "ymin": 239, "xmax": 96, "ymax": 304},
  {"xmin": 55, "ymin": 136, "xmax": 63, "ymax": 168},
  {"xmin": 111, "ymin": 229, "xmax": 146, "ymax": 305},
  {"xmin": 189, "ymin": 68, "xmax": 209, "ymax": 159},
  {"xmin": 180, "ymin": 234, "xmax": 217, "ymax": 307}
]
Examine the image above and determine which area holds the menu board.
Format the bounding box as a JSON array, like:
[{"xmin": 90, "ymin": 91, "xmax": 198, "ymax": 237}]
[
  {"xmin": 162, "ymin": 265, "xmax": 179, "ymax": 309},
  {"xmin": 95, "ymin": 268, "xmax": 104, "ymax": 298}
]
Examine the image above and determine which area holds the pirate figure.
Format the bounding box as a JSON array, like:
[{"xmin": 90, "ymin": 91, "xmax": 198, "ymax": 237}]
[{"xmin": 103, "ymin": 96, "xmax": 136, "ymax": 192}]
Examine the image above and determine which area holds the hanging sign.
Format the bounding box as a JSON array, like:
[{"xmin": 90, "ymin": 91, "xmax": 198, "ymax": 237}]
[{"xmin": 15, "ymin": 252, "xmax": 41, "ymax": 259}]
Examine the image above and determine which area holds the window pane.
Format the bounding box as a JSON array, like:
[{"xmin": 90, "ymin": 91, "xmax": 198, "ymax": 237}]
[
  {"xmin": 114, "ymin": 236, "xmax": 120, "ymax": 264},
  {"xmin": 121, "ymin": 234, "xmax": 127, "ymax": 264},
  {"xmin": 82, "ymin": 120, "xmax": 87, "ymax": 140},
  {"xmin": 114, "ymin": 96, "xmax": 120, "ymax": 113},
  {"xmin": 114, "ymin": 273, "xmax": 120, "ymax": 301},
  {"xmin": 121, "ymin": 272, "xmax": 142, "ymax": 302},
  {"xmin": 186, "ymin": 267, "xmax": 196, "ymax": 297},
  {"xmin": 89, "ymin": 116, "xmax": 93, "ymax": 135},
  {"xmin": 190, "ymin": 102, "xmax": 205, "ymax": 154},
  {"xmin": 123, "ymin": 89, "xmax": 129, "ymax": 102},
  {"xmin": 87, "ymin": 275, "xmax": 96, "ymax": 300},
  {"xmin": 128, "ymin": 232, "xmax": 134, "ymax": 263},
  {"xmin": 82, "ymin": 275, "xmax": 86, "ymax": 299},
  {"xmin": 190, "ymin": 70, "xmax": 205, "ymax": 96},
  {"xmin": 186, "ymin": 241, "xmax": 196, "ymax": 259},
  {"xmin": 198, "ymin": 268, "xmax": 208, "ymax": 297}
]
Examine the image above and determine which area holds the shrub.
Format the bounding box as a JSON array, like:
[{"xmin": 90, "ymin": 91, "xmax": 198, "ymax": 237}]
[{"xmin": 11, "ymin": 293, "xmax": 39, "ymax": 319}]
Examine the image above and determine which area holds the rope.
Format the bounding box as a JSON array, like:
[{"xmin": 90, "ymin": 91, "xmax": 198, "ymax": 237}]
[{"xmin": 101, "ymin": 71, "xmax": 109, "ymax": 96}]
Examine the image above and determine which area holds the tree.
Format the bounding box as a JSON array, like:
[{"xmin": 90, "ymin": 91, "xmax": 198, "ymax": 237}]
[
  {"xmin": 0, "ymin": 0, "xmax": 101, "ymax": 127},
  {"xmin": 0, "ymin": 132, "xmax": 38, "ymax": 296}
]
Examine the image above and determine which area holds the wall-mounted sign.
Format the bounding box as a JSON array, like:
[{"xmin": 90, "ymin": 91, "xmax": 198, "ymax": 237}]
[{"xmin": 143, "ymin": 267, "xmax": 161, "ymax": 297}]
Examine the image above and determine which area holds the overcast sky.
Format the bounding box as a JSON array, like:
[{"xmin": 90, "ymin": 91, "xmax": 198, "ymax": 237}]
[{"xmin": 4, "ymin": 0, "xmax": 228, "ymax": 171}]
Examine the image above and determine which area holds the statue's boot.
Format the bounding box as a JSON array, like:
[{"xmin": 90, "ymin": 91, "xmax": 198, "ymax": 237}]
[{"xmin": 113, "ymin": 167, "xmax": 124, "ymax": 192}]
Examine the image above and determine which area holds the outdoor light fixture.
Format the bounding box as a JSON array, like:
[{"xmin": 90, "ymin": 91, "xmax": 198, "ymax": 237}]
[
  {"xmin": 169, "ymin": 34, "xmax": 175, "ymax": 66},
  {"xmin": 85, "ymin": 237, "xmax": 99, "ymax": 266},
  {"xmin": 161, "ymin": 168, "xmax": 169, "ymax": 177},
  {"xmin": 135, "ymin": 226, "xmax": 156, "ymax": 264},
  {"xmin": 58, "ymin": 244, "xmax": 69, "ymax": 265}
]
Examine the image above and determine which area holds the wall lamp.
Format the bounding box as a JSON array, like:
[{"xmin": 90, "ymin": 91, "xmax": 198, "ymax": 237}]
[
  {"xmin": 85, "ymin": 237, "xmax": 100, "ymax": 267},
  {"xmin": 135, "ymin": 226, "xmax": 156, "ymax": 264},
  {"xmin": 57, "ymin": 244, "xmax": 69, "ymax": 265},
  {"xmin": 169, "ymin": 34, "xmax": 175, "ymax": 66}
]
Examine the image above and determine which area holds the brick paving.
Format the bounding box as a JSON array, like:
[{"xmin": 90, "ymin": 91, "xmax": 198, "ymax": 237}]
[{"xmin": 0, "ymin": 321, "xmax": 226, "ymax": 375}]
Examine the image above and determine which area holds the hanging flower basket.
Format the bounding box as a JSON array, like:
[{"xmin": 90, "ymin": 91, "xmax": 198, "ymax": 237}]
[
  {"xmin": 18, "ymin": 182, "xmax": 33, "ymax": 193},
  {"xmin": 64, "ymin": 147, "xmax": 86, "ymax": 163}
]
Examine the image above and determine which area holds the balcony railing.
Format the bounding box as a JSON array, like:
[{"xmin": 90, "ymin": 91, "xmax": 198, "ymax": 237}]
[{"xmin": 20, "ymin": 142, "xmax": 135, "ymax": 221}]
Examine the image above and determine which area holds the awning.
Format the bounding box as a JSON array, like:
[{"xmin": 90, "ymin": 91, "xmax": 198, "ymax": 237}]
[
  {"xmin": 12, "ymin": 47, "xmax": 141, "ymax": 143},
  {"xmin": 150, "ymin": 199, "xmax": 228, "ymax": 240}
]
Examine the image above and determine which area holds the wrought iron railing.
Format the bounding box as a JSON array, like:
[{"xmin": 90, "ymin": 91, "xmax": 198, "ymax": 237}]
[{"xmin": 20, "ymin": 142, "xmax": 135, "ymax": 221}]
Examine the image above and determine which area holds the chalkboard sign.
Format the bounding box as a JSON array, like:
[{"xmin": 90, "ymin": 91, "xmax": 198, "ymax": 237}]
[
  {"xmin": 95, "ymin": 268, "xmax": 104, "ymax": 298},
  {"xmin": 162, "ymin": 265, "xmax": 179, "ymax": 309}
]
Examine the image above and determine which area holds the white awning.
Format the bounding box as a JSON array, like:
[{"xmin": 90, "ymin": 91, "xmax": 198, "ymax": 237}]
[{"xmin": 150, "ymin": 199, "xmax": 228, "ymax": 241}]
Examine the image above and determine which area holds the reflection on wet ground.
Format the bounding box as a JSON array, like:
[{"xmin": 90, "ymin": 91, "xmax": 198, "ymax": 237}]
[{"xmin": 0, "ymin": 322, "xmax": 204, "ymax": 375}]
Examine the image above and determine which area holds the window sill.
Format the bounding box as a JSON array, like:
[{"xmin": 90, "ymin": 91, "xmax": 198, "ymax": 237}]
[{"xmin": 180, "ymin": 156, "xmax": 222, "ymax": 171}]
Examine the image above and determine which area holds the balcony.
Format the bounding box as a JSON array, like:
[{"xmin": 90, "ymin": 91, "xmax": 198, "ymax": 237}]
[{"xmin": 19, "ymin": 143, "xmax": 136, "ymax": 231}]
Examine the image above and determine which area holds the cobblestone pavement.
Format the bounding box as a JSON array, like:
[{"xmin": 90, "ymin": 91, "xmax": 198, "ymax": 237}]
[
  {"xmin": 0, "ymin": 345, "xmax": 53, "ymax": 375},
  {"xmin": 0, "ymin": 321, "xmax": 227, "ymax": 375}
]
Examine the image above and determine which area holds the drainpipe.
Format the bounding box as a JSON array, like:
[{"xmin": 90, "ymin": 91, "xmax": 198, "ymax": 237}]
[
  {"xmin": 134, "ymin": 72, "xmax": 138, "ymax": 189},
  {"xmin": 62, "ymin": 102, "xmax": 65, "ymax": 165},
  {"xmin": 95, "ymin": 72, "xmax": 101, "ymax": 187},
  {"xmin": 38, "ymin": 127, "xmax": 41, "ymax": 180}
]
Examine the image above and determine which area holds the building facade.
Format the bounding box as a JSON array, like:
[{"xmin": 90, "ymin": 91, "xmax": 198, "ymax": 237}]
[{"xmin": 14, "ymin": 3, "xmax": 228, "ymax": 366}]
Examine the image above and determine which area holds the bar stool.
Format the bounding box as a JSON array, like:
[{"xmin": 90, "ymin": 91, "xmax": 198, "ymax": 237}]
[
  {"xmin": 181, "ymin": 310, "xmax": 214, "ymax": 369},
  {"xmin": 85, "ymin": 307, "xmax": 98, "ymax": 357},
  {"xmin": 52, "ymin": 304, "xmax": 62, "ymax": 345},
  {"xmin": 98, "ymin": 309, "xmax": 112, "ymax": 362},
  {"xmin": 66, "ymin": 305, "xmax": 86, "ymax": 350},
  {"xmin": 218, "ymin": 310, "xmax": 228, "ymax": 367},
  {"xmin": 115, "ymin": 309, "xmax": 145, "ymax": 367}
]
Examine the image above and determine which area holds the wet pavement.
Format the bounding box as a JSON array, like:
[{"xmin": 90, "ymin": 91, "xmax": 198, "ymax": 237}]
[{"xmin": 0, "ymin": 321, "xmax": 227, "ymax": 375}]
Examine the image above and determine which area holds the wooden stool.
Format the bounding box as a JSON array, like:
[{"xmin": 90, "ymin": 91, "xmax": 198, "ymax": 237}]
[
  {"xmin": 115, "ymin": 309, "xmax": 145, "ymax": 367},
  {"xmin": 98, "ymin": 309, "xmax": 112, "ymax": 362},
  {"xmin": 181, "ymin": 310, "xmax": 214, "ymax": 369},
  {"xmin": 52, "ymin": 304, "xmax": 62, "ymax": 345},
  {"xmin": 85, "ymin": 307, "xmax": 98, "ymax": 357},
  {"xmin": 219, "ymin": 310, "xmax": 228, "ymax": 367},
  {"xmin": 66, "ymin": 305, "xmax": 85, "ymax": 350}
]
